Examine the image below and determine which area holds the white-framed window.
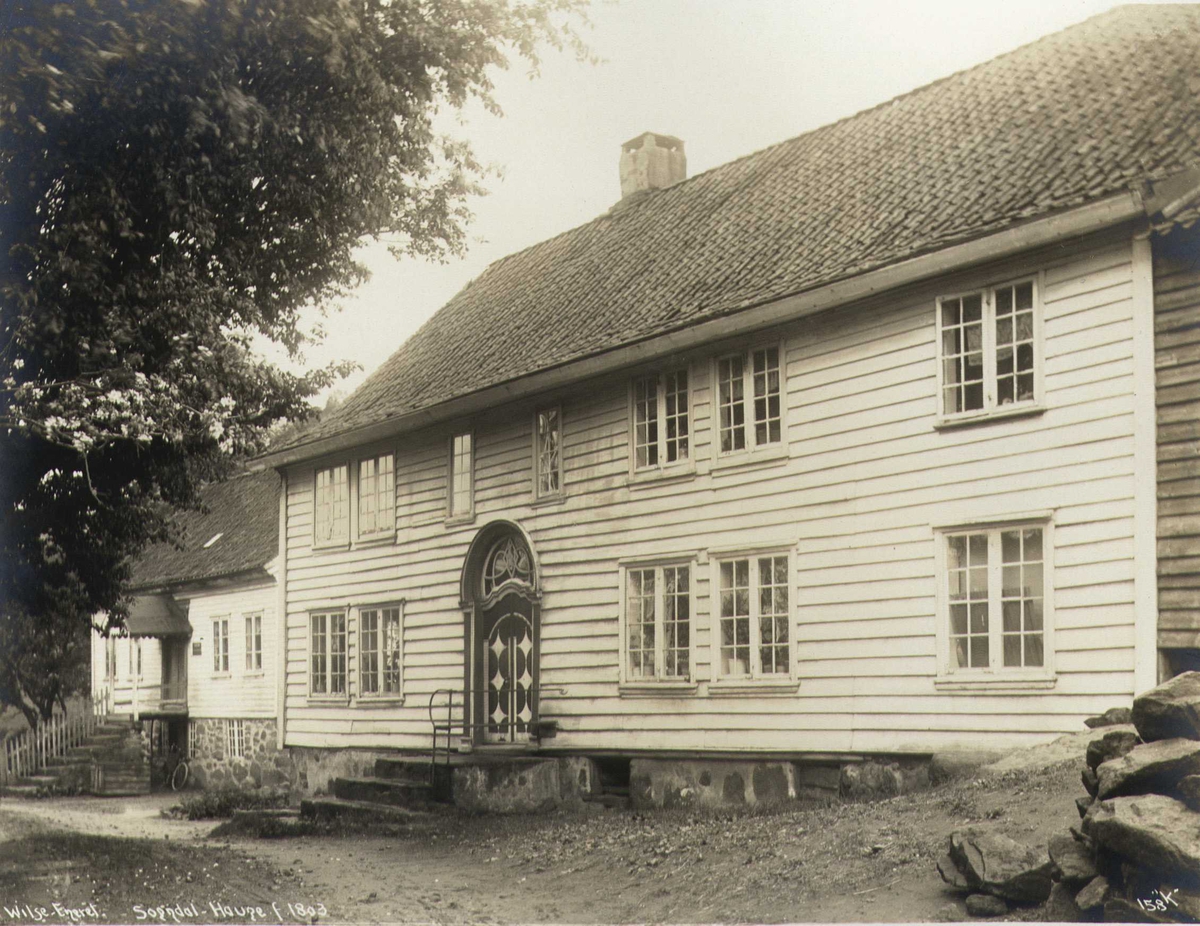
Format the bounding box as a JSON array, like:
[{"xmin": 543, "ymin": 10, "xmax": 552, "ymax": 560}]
[
  {"xmin": 357, "ymin": 453, "xmax": 395, "ymax": 538},
  {"xmin": 936, "ymin": 278, "xmax": 1041, "ymax": 420},
  {"xmin": 449, "ymin": 432, "xmax": 474, "ymax": 518},
  {"xmin": 212, "ymin": 618, "xmax": 229, "ymax": 674},
  {"xmin": 314, "ymin": 464, "xmax": 350, "ymax": 546},
  {"xmin": 244, "ymin": 612, "xmax": 262, "ymax": 672},
  {"xmin": 534, "ymin": 406, "xmax": 563, "ymax": 498},
  {"xmin": 715, "ymin": 346, "xmax": 784, "ymax": 456},
  {"xmin": 620, "ymin": 561, "xmax": 693, "ymax": 684},
  {"xmin": 225, "ymin": 719, "xmax": 245, "ymax": 759},
  {"xmin": 309, "ymin": 610, "xmax": 347, "ymax": 697},
  {"xmin": 712, "ymin": 552, "xmax": 793, "ymax": 680},
  {"xmin": 358, "ymin": 604, "xmax": 403, "ymax": 698},
  {"xmin": 631, "ymin": 370, "xmax": 690, "ymax": 471},
  {"xmin": 936, "ymin": 519, "xmax": 1054, "ymax": 682}
]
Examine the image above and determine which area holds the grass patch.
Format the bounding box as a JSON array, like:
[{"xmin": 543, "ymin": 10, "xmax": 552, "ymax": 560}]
[{"xmin": 167, "ymin": 787, "xmax": 290, "ymax": 820}]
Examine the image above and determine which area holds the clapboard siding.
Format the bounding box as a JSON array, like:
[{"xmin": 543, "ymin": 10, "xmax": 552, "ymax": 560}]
[
  {"xmin": 1155, "ymin": 224, "xmax": 1200, "ymax": 636},
  {"xmin": 282, "ymin": 234, "xmax": 1145, "ymax": 755},
  {"xmin": 179, "ymin": 579, "xmax": 278, "ymax": 719}
]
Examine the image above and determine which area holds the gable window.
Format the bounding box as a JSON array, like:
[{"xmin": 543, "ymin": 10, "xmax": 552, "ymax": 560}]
[
  {"xmin": 212, "ymin": 618, "xmax": 229, "ymax": 674},
  {"xmin": 632, "ymin": 371, "xmax": 690, "ymax": 470},
  {"xmin": 449, "ymin": 432, "xmax": 474, "ymax": 518},
  {"xmin": 534, "ymin": 406, "xmax": 562, "ymax": 498},
  {"xmin": 309, "ymin": 610, "xmax": 347, "ymax": 697},
  {"xmin": 937, "ymin": 520, "xmax": 1054, "ymax": 683},
  {"xmin": 714, "ymin": 553, "xmax": 792, "ymax": 680},
  {"xmin": 937, "ymin": 279, "xmax": 1039, "ymax": 419},
  {"xmin": 623, "ymin": 563, "xmax": 692, "ymax": 683},
  {"xmin": 245, "ymin": 612, "xmax": 262, "ymax": 672},
  {"xmin": 359, "ymin": 605, "xmax": 402, "ymax": 697},
  {"xmin": 314, "ymin": 464, "xmax": 350, "ymax": 546},
  {"xmin": 225, "ymin": 719, "xmax": 245, "ymax": 759},
  {"xmin": 716, "ymin": 347, "xmax": 783, "ymax": 455},
  {"xmin": 357, "ymin": 453, "xmax": 395, "ymax": 538}
]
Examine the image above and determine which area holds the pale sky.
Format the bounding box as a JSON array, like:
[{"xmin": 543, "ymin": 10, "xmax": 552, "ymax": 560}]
[{"xmin": 292, "ymin": 0, "xmax": 1144, "ymax": 403}]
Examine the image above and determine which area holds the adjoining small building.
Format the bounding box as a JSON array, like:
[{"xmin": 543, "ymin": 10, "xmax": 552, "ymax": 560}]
[{"xmin": 91, "ymin": 469, "xmax": 291, "ymax": 790}]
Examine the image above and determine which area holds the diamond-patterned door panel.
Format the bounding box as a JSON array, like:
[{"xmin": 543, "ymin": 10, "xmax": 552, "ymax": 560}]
[{"xmin": 484, "ymin": 613, "xmax": 535, "ymax": 743}]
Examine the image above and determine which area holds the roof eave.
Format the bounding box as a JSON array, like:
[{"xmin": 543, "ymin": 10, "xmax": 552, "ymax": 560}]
[{"xmin": 254, "ymin": 189, "xmax": 1145, "ymax": 472}]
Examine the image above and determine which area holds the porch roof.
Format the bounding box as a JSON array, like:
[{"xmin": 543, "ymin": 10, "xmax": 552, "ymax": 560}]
[{"xmin": 125, "ymin": 595, "xmax": 191, "ymax": 638}]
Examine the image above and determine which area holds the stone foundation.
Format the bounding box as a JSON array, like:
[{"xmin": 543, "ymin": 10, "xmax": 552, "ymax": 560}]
[
  {"xmin": 286, "ymin": 746, "xmax": 395, "ymax": 796},
  {"xmin": 631, "ymin": 756, "xmax": 932, "ymax": 809},
  {"xmin": 453, "ymin": 756, "xmax": 598, "ymax": 813},
  {"xmin": 187, "ymin": 718, "xmax": 294, "ymax": 791}
]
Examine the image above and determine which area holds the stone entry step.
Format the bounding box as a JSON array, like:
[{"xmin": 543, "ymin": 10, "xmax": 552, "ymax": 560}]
[
  {"xmin": 299, "ymin": 797, "xmax": 432, "ymax": 828},
  {"xmin": 331, "ymin": 776, "xmax": 438, "ymax": 808}
]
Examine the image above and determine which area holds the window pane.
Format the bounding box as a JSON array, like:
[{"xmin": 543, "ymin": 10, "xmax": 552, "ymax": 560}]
[
  {"xmin": 1003, "ymin": 635, "xmax": 1022, "ymax": 667},
  {"xmin": 1024, "ymin": 635, "xmax": 1044, "ymax": 667},
  {"xmin": 718, "ymin": 357, "xmax": 746, "ymax": 453},
  {"xmin": 752, "ymin": 347, "xmax": 782, "ymax": 447},
  {"xmin": 451, "ymin": 434, "xmax": 472, "ymax": 515},
  {"xmin": 971, "ymin": 636, "xmax": 989, "ymax": 668},
  {"xmin": 537, "ymin": 409, "xmax": 561, "ymax": 495},
  {"xmin": 664, "ymin": 370, "xmax": 689, "ymax": 464},
  {"xmin": 633, "ymin": 376, "xmax": 659, "ymax": 469},
  {"xmin": 1023, "ymin": 528, "xmax": 1043, "ymax": 562},
  {"xmin": 970, "ymin": 603, "xmax": 988, "ymax": 634},
  {"xmin": 627, "ymin": 569, "xmax": 655, "ymax": 679},
  {"xmin": 950, "ymin": 604, "xmax": 968, "ymax": 635},
  {"xmin": 1002, "ymin": 600, "xmax": 1022, "ymax": 633},
  {"xmin": 968, "ymin": 533, "xmax": 987, "ymax": 565}
]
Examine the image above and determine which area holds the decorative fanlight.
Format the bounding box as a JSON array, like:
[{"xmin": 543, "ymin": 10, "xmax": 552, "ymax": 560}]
[{"xmin": 482, "ymin": 536, "xmax": 532, "ymax": 596}]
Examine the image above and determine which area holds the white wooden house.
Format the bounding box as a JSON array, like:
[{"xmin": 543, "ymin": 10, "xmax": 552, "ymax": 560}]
[
  {"xmin": 254, "ymin": 7, "xmax": 1200, "ymax": 796},
  {"xmin": 91, "ymin": 470, "xmax": 291, "ymax": 788}
]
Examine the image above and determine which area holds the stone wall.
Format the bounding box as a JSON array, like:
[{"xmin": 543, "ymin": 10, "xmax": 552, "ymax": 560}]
[{"xmin": 187, "ymin": 718, "xmax": 294, "ymax": 790}]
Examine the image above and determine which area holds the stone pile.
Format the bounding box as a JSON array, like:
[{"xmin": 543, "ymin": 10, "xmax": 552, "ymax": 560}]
[{"xmin": 938, "ymin": 672, "xmax": 1200, "ymax": 921}]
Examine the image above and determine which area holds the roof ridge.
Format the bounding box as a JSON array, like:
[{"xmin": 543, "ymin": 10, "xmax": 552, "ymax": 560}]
[{"xmin": 478, "ymin": 4, "xmax": 1148, "ymax": 271}]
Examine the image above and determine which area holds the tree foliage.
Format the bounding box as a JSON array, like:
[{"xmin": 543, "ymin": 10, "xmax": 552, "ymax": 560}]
[{"xmin": 0, "ymin": 0, "xmax": 585, "ymax": 720}]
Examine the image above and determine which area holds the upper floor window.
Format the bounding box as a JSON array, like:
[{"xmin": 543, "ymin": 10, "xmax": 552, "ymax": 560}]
[
  {"xmin": 449, "ymin": 432, "xmax": 474, "ymax": 518},
  {"xmin": 245, "ymin": 612, "xmax": 262, "ymax": 672},
  {"xmin": 309, "ymin": 610, "xmax": 347, "ymax": 697},
  {"xmin": 937, "ymin": 279, "xmax": 1039, "ymax": 419},
  {"xmin": 534, "ymin": 406, "xmax": 562, "ymax": 498},
  {"xmin": 212, "ymin": 617, "xmax": 229, "ymax": 674},
  {"xmin": 623, "ymin": 562, "xmax": 692, "ymax": 682},
  {"xmin": 357, "ymin": 453, "xmax": 395, "ymax": 538},
  {"xmin": 314, "ymin": 464, "xmax": 349, "ymax": 546},
  {"xmin": 937, "ymin": 519, "xmax": 1053, "ymax": 681},
  {"xmin": 632, "ymin": 370, "xmax": 690, "ymax": 470},
  {"xmin": 716, "ymin": 347, "xmax": 783, "ymax": 455},
  {"xmin": 359, "ymin": 605, "xmax": 402, "ymax": 697},
  {"xmin": 715, "ymin": 553, "xmax": 791, "ymax": 679}
]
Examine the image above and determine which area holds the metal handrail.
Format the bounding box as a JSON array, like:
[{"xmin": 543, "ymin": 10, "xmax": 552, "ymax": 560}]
[{"xmin": 427, "ymin": 685, "xmax": 565, "ymax": 789}]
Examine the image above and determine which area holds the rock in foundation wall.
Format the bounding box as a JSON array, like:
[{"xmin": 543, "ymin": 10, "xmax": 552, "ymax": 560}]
[
  {"xmin": 187, "ymin": 719, "xmax": 295, "ymax": 791},
  {"xmin": 452, "ymin": 758, "xmax": 599, "ymax": 813}
]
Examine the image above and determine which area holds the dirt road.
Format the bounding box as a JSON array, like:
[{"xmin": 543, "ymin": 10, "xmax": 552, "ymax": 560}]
[{"xmin": 0, "ymin": 752, "xmax": 1083, "ymax": 924}]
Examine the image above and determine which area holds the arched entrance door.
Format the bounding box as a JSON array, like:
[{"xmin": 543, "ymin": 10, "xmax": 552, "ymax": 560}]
[{"xmin": 462, "ymin": 525, "xmax": 540, "ymax": 745}]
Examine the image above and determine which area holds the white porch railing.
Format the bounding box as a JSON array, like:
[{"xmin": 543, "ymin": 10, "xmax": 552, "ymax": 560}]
[{"xmin": 1, "ymin": 697, "xmax": 98, "ymax": 788}]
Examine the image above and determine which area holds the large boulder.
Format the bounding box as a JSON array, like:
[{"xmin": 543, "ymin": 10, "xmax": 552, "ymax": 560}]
[
  {"xmin": 938, "ymin": 853, "xmax": 972, "ymax": 891},
  {"xmin": 1085, "ymin": 707, "xmax": 1133, "ymax": 729},
  {"xmin": 1133, "ymin": 672, "xmax": 1200, "ymax": 743},
  {"xmin": 1180, "ymin": 775, "xmax": 1200, "ymax": 812},
  {"xmin": 1044, "ymin": 882, "xmax": 1082, "ymax": 922},
  {"xmin": 1082, "ymin": 794, "xmax": 1200, "ymax": 887},
  {"xmin": 964, "ymin": 893, "xmax": 1007, "ymax": 918},
  {"xmin": 1086, "ymin": 728, "xmax": 1141, "ymax": 771},
  {"xmin": 1048, "ymin": 833, "xmax": 1097, "ymax": 884},
  {"xmin": 1073, "ymin": 875, "xmax": 1110, "ymax": 915},
  {"xmin": 946, "ymin": 828, "xmax": 1054, "ymax": 902},
  {"xmin": 1096, "ymin": 738, "xmax": 1200, "ymax": 800}
]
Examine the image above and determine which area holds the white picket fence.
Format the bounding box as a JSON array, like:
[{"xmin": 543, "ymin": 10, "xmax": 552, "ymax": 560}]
[{"xmin": 1, "ymin": 696, "xmax": 99, "ymax": 788}]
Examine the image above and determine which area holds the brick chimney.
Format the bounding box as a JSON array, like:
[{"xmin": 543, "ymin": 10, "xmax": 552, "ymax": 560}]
[{"xmin": 618, "ymin": 132, "xmax": 686, "ymax": 201}]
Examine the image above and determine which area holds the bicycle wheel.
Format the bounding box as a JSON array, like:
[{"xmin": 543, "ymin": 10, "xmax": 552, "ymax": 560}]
[{"xmin": 170, "ymin": 760, "xmax": 189, "ymax": 791}]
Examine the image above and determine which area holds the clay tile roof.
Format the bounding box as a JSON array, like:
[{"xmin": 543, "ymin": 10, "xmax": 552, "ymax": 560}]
[
  {"xmin": 282, "ymin": 4, "xmax": 1200, "ymax": 454},
  {"xmin": 128, "ymin": 470, "xmax": 279, "ymax": 590}
]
